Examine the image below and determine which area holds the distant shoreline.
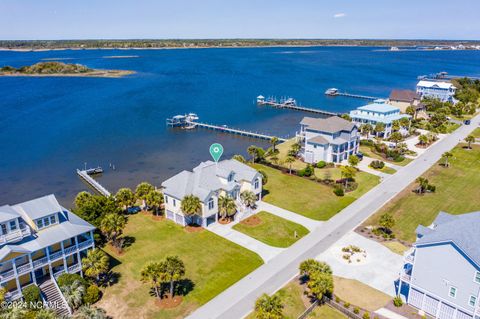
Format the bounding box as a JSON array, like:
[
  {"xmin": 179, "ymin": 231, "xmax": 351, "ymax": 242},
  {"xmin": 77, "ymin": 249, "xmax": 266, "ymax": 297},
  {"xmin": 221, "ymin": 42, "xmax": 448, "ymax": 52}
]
[{"xmin": 0, "ymin": 69, "xmax": 135, "ymax": 78}]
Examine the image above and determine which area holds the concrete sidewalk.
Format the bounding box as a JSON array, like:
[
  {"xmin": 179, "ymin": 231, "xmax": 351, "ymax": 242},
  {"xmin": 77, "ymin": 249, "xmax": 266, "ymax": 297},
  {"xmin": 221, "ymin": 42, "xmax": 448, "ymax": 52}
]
[
  {"xmin": 255, "ymin": 201, "xmax": 322, "ymax": 232},
  {"xmin": 207, "ymin": 223, "xmax": 285, "ymax": 263}
]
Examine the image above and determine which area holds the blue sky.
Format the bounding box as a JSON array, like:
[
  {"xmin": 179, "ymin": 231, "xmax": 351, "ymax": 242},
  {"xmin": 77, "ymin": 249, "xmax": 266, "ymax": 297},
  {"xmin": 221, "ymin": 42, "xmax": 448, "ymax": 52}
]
[{"xmin": 1, "ymin": 0, "xmax": 479, "ymax": 40}]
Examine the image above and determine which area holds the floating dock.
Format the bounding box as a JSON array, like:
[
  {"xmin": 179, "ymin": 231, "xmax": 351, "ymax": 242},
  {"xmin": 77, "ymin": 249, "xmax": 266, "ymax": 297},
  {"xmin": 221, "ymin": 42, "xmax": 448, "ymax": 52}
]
[
  {"xmin": 257, "ymin": 96, "xmax": 339, "ymax": 117},
  {"xmin": 166, "ymin": 114, "xmax": 286, "ymax": 142},
  {"xmin": 76, "ymin": 169, "xmax": 111, "ymax": 197},
  {"xmin": 324, "ymin": 89, "xmax": 380, "ymax": 100}
]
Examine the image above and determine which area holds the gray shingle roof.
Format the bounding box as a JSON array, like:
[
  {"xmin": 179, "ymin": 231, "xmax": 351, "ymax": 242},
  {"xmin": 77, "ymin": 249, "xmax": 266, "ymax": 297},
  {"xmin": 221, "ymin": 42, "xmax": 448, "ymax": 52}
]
[
  {"xmin": 0, "ymin": 205, "xmax": 20, "ymax": 223},
  {"xmin": 415, "ymin": 211, "xmax": 480, "ymax": 266},
  {"xmin": 13, "ymin": 194, "xmax": 63, "ymax": 220},
  {"xmin": 309, "ymin": 136, "xmax": 329, "ymax": 145},
  {"xmin": 161, "ymin": 159, "xmax": 259, "ymax": 202},
  {"xmin": 300, "ymin": 116, "xmax": 356, "ymax": 133}
]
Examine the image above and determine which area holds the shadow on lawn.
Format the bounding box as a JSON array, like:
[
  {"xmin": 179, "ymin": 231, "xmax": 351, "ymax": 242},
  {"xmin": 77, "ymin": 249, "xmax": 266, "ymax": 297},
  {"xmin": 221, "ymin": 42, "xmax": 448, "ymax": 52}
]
[{"xmin": 148, "ymin": 279, "xmax": 196, "ymax": 298}]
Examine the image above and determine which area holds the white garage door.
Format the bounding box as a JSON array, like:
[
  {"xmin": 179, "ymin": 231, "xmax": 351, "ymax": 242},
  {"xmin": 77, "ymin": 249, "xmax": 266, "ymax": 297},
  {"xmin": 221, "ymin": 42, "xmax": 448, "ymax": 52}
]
[
  {"xmin": 409, "ymin": 288, "xmax": 424, "ymax": 309},
  {"xmin": 438, "ymin": 302, "xmax": 455, "ymax": 319},
  {"xmin": 305, "ymin": 151, "xmax": 314, "ymax": 163},
  {"xmin": 424, "ymin": 294, "xmax": 440, "ymax": 317}
]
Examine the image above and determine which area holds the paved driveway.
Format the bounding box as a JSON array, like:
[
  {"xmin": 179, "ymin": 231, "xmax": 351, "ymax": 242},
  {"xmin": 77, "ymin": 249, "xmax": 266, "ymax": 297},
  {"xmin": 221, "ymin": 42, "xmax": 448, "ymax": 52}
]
[
  {"xmin": 254, "ymin": 201, "xmax": 322, "ymax": 232},
  {"xmin": 316, "ymin": 231, "xmax": 403, "ymax": 296},
  {"xmin": 207, "ymin": 223, "xmax": 285, "ymax": 263}
]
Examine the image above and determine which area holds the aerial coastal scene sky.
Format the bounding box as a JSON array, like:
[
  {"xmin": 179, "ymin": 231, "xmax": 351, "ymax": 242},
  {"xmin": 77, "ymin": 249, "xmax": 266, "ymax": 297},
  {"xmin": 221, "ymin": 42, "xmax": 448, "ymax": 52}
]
[{"xmin": 1, "ymin": 0, "xmax": 480, "ymax": 40}]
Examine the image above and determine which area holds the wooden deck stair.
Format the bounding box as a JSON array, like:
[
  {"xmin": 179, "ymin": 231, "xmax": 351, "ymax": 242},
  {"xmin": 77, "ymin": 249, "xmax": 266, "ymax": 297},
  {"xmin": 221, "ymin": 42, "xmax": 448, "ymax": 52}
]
[{"xmin": 39, "ymin": 280, "xmax": 71, "ymax": 317}]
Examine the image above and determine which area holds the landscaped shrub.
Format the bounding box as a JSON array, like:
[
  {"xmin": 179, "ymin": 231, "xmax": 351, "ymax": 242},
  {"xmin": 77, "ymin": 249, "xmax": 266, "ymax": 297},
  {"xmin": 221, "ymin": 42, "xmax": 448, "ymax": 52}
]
[
  {"xmin": 393, "ymin": 296, "xmax": 403, "ymax": 307},
  {"xmin": 297, "ymin": 170, "xmax": 305, "ymax": 177},
  {"xmin": 360, "ymin": 139, "xmax": 374, "ymax": 146},
  {"xmin": 353, "ymin": 306, "xmax": 360, "ymax": 314},
  {"xmin": 22, "ymin": 285, "xmax": 41, "ymax": 305},
  {"xmin": 333, "ymin": 186, "xmax": 344, "ymax": 197},
  {"xmin": 343, "ymin": 302, "xmax": 350, "ymax": 308},
  {"xmin": 335, "ymin": 296, "xmax": 340, "ymax": 303},
  {"xmin": 57, "ymin": 273, "xmax": 88, "ymax": 288},
  {"xmin": 316, "ymin": 161, "xmax": 326, "ymax": 169},
  {"xmin": 427, "ymin": 184, "xmax": 436, "ymax": 193},
  {"xmin": 363, "ymin": 313, "xmax": 371, "ymax": 319},
  {"xmin": 304, "ymin": 164, "xmax": 314, "ymax": 177},
  {"xmin": 370, "ymin": 160, "xmax": 385, "ymax": 169},
  {"xmin": 83, "ymin": 285, "xmax": 101, "ymax": 304}
]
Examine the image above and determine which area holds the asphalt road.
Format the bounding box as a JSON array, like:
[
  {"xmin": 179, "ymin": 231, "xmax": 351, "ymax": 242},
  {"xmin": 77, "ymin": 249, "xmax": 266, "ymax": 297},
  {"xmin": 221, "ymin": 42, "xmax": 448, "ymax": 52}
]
[{"xmin": 187, "ymin": 115, "xmax": 480, "ymax": 319}]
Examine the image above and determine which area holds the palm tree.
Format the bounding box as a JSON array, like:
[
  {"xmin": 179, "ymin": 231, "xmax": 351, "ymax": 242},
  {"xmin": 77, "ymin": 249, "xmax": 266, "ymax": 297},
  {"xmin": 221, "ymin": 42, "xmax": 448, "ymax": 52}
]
[
  {"xmin": 284, "ymin": 155, "xmax": 295, "ymax": 174},
  {"xmin": 361, "ymin": 123, "xmax": 373, "ymax": 138},
  {"xmin": 416, "ymin": 177, "xmax": 429, "ymax": 194},
  {"xmin": 35, "ymin": 309, "xmax": 59, "ymax": 319},
  {"xmin": 340, "ymin": 166, "xmax": 356, "ymax": 189},
  {"xmin": 100, "ymin": 213, "xmax": 126, "ymax": 248},
  {"xmin": 442, "ymin": 151, "xmax": 453, "ymax": 167},
  {"xmin": 391, "ymin": 120, "xmax": 400, "ymax": 132},
  {"xmin": 145, "ymin": 190, "xmax": 163, "ymax": 216},
  {"xmin": 269, "ymin": 154, "xmax": 279, "ymax": 165},
  {"xmin": 162, "ymin": 256, "xmax": 186, "ymax": 298},
  {"xmin": 465, "ymin": 135, "xmax": 475, "ymax": 149},
  {"xmin": 232, "ymin": 154, "xmax": 247, "ymax": 163},
  {"xmin": 390, "ymin": 131, "xmax": 403, "ymax": 147},
  {"xmin": 270, "ymin": 137, "xmax": 279, "ymax": 154},
  {"xmin": 418, "ymin": 134, "xmax": 429, "ymax": 146},
  {"xmin": 135, "ymin": 182, "xmax": 155, "ymax": 208},
  {"xmin": 254, "ymin": 294, "xmax": 284, "ymax": 319},
  {"xmin": 290, "ymin": 142, "xmax": 301, "ymax": 155},
  {"xmin": 115, "ymin": 188, "xmax": 135, "ymax": 211},
  {"xmin": 218, "ymin": 195, "xmax": 237, "ymax": 221},
  {"xmin": 247, "ymin": 145, "xmax": 258, "ymax": 163},
  {"xmin": 82, "ymin": 249, "xmax": 109, "ymax": 282},
  {"xmin": 240, "ymin": 191, "xmax": 257, "ymax": 210},
  {"xmin": 75, "ymin": 191, "xmax": 93, "ymax": 209},
  {"xmin": 374, "ymin": 123, "xmax": 386, "ymax": 137},
  {"xmin": 406, "ymin": 105, "xmax": 416, "ymax": 119},
  {"xmin": 61, "ymin": 280, "xmax": 86, "ymax": 310},
  {"xmin": 180, "ymin": 195, "xmax": 202, "ymax": 224},
  {"xmin": 140, "ymin": 261, "xmax": 162, "ymax": 299},
  {"xmin": 1, "ymin": 306, "xmax": 27, "ymax": 319},
  {"xmin": 73, "ymin": 305, "xmax": 108, "ymax": 319}
]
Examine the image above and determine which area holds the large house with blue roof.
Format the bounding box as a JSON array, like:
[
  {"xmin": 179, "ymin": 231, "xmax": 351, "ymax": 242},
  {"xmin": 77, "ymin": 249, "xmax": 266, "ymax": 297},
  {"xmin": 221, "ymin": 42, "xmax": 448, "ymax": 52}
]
[
  {"xmin": 349, "ymin": 99, "xmax": 411, "ymax": 138},
  {"xmin": 398, "ymin": 211, "xmax": 480, "ymax": 319}
]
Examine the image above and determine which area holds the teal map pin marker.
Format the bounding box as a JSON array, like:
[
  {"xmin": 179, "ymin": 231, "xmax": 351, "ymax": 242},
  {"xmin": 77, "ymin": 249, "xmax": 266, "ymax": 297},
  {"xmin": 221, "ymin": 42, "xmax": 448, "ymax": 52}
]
[{"xmin": 209, "ymin": 143, "xmax": 224, "ymax": 163}]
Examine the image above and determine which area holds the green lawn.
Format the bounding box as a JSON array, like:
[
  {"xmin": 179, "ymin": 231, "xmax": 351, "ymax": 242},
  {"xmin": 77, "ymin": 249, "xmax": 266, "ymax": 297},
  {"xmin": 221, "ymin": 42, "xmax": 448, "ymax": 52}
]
[
  {"xmin": 333, "ymin": 276, "xmax": 391, "ymax": 311},
  {"xmin": 369, "ymin": 165, "xmax": 397, "ymax": 175},
  {"xmin": 365, "ymin": 144, "xmax": 480, "ymax": 243},
  {"xmin": 232, "ymin": 211, "xmax": 309, "ymax": 247},
  {"xmin": 98, "ymin": 214, "xmax": 263, "ymax": 319},
  {"xmin": 308, "ymin": 305, "xmax": 347, "ymax": 319},
  {"xmin": 253, "ymin": 164, "xmax": 379, "ymax": 221},
  {"xmin": 360, "ymin": 145, "xmax": 413, "ymax": 166},
  {"xmin": 472, "ymin": 127, "xmax": 480, "ymax": 138}
]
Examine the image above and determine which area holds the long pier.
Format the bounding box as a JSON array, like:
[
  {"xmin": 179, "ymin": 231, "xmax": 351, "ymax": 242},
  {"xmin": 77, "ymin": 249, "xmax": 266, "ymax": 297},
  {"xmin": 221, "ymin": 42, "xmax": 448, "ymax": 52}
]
[
  {"xmin": 333, "ymin": 92, "xmax": 380, "ymax": 100},
  {"xmin": 76, "ymin": 169, "xmax": 111, "ymax": 197},
  {"xmin": 257, "ymin": 99, "xmax": 339, "ymax": 117},
  {"xmin": 186, "ymin": 121, "xmax": 287, "ymax": 142}
]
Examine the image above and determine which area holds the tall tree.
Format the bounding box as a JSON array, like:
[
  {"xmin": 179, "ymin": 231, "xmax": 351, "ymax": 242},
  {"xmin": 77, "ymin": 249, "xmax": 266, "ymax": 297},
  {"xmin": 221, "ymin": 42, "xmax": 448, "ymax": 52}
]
[
  {"xmin": 284, "ymin": 156, "xmax": 295, "ymax": 174},
  {"xmin": 140, "ymin": 262, "xmax": 162, "ymax": 299},
  {"xmin": 247, "ymin": 145, "xmax": 258, "ymax": 163},
  {"xmin": 135, "ymin": 182, "xmax": 155, "ymax": 208},
  {"xmin": 73, "ymin": 305, "xmax": 108, "ymax": 319},
  {"xmin": 340, "ymin": 166, "xmax": 357, "ymax": 188},
  {"xmin": 218, "ymin": 195, "xmax": 237, "ymax": 221},
  {"xmin": 415, "ymin": 177, "xmax": 429, "ymax": 194},
  {"xmin": 374, "ymin": 123, "xmax": 386, "ymax": 137},
  {"xmin": 307, "ymin": 271, "xmax": 334, "ymax": 300},
  {"xmin": 441, "ymin": 151, "xmax": 453, "ymax": 167},
  {"xmin": 60, "ymin": 280, "xmax": 86, "ymax": 310},
  {"xmin": 180, "ymin": 195, "xmax": 202, "ymax": 223},
  {"xmin": 379, "ymin": 213, "xmax": 395, "ymax": 233},
  {"xmin": 299, "ymin": 259, "xmax": 332, "ymax": 279},
  {"xmin": 270, "ymin": 137, "xmax": 279, "ymax": 153},
  {"xmin": 348, "ymin": 155, "xmax": 359, "ymax": 168},
  {"xmin": 82, "ymin": 249, "xmax": 109, "ymax": 282},
  {"xmin": 100, "ymin": 213, "xmax": 126, "ymax": 248},
  {"xmin": 254, "ymin": 294, "xmax": 284, "ymax": 319},
  {"xmin": 115, "ymin": 188, "xmax": 135, "ymax": 211},
  {"xmin": 240, "ymin": 191, "xmax": 257, "ymax": 210},
  {"xmin": 465, "ymin": 135, "xmax": 475, "ymax": 149},
  {"xmin": 145, "ymin": 190, "xmax": 164, "ymax": 216},
  {"xmin": 162, "ymin": 256, "xmax": 186, "ymax": 298},
  {"xmin": 389, "ymin": 131, "xmax": 403, "ymax": 146}
]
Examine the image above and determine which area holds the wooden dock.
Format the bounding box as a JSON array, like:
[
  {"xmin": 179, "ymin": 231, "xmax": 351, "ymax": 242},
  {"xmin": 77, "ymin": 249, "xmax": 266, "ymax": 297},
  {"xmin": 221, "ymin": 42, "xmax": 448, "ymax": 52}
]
[
  {"xmin": 333, "ymin": 92, "xmax": 380, "ymax": 100},
  {"xmin": 185, "ymin": 121, "xmax": 287, "ymax": 142},
  {"xmin": 258, "ymin": 100, "xmax": 339, "ymax": 117},
  {"xmin": 76, "ymin": 169, "xmax": 111, "ymax": 197}
]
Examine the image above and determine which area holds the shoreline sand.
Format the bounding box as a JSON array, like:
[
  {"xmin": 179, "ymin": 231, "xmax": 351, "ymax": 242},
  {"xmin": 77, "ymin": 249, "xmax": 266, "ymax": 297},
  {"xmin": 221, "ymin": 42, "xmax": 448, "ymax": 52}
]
[{"xmin": 0, "ymin": 69, "xmax": 135, "ymax": 78}]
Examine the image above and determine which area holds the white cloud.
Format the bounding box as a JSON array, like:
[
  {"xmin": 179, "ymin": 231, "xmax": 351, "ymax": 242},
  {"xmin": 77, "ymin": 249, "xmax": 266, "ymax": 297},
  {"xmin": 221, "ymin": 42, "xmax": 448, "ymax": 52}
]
[{"xmin": 333, "ymin": 13, "xmax": 346, "ymax": 18}]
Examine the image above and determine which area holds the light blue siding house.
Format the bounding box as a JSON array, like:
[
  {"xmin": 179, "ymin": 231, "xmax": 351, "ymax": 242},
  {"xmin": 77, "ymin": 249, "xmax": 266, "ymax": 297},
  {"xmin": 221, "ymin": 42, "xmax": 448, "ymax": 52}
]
[{"xmin": 398, "ymin": 212, "xmax": 480, "ymax": 319}]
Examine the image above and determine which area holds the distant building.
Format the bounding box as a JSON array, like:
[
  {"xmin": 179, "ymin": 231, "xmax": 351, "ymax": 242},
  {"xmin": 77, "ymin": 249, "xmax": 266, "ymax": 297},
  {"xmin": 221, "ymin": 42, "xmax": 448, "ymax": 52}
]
[
  {"xmin": 349, "ymin": 99, "xmax": 411, "ymax": 137},
  {"xmin": 388, "ymin": 90, "xmax": 423, "ymax": 113},
  {"xmin": 416, "ymin": 80, "xmax": 456, "ymax": 103},
  {"xmin": 0, "ymin": 195, "xmax": 95, "ymax": 303},
  {"xmin": 298, "ymin": 116, "xmax": 359, "ymax": 164},
  {"xmin": 398, "ymin": 211, "xmax": 480, "ymax": 319},
  {"xmin": 161, "ymin": 160, "xmax": 263, "ymax": 227}
]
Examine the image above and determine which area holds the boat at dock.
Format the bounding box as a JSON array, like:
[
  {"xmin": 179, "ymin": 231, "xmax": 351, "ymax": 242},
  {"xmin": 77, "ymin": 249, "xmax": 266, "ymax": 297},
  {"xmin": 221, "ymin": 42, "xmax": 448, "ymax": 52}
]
[
  {"xmin": 85, "ymin": 167, "xmax": 103, "ymax": 175},
  {"xmin": 166, "ymin": 113, "xmax": 199, "ymax": 127},
  {"xmin": 324, "ymin": 88, "xmax": 339, "ymax": 96}
]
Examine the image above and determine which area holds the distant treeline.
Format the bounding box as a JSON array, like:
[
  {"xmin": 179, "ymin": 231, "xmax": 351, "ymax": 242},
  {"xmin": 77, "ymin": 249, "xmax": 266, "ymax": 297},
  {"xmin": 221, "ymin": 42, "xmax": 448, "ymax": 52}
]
[
  {"xmin": 0, "ymin": 62, "xmax": 92, "ymax": 74},
  {"xmin": 1, "ymin": 39, "xmax": 480, "ymax": 50}
]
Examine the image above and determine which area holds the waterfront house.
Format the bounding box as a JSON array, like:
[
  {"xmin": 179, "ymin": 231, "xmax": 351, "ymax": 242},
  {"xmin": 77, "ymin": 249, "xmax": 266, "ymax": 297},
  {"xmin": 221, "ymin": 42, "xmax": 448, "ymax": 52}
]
[
  {"xmin": 161, "ymin": 159, "xmax": 263, "ymax": 227},
  {"xmin": 388, "ymin": 90, "xmax": 423, "ymax": 112},
  {"xmin": 298, "ymin": 116, "xmax": 359, "ymax": 164},
  {"xmin": 349, "ymin": 99, "xmax": 411, "ymax": 138},
  {"xmin": 416, "ymin": 80, "xmax": 457, "ymax": 103},
  {"xmin": 398, "ymin": 211, "xmax": 480, "ymax": 319},
  {"xmin": 0, "ymin": 194, "xmax": 95, "ymax": 302}
]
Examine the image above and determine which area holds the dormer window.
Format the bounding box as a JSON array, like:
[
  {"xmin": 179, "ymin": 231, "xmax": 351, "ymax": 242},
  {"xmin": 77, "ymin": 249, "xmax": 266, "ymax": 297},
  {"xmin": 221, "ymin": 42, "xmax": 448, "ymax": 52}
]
[
  {"xmin": 9, "ymin": 221, "xmax": 17, "ymax": 231},
  {"xmin": 254, "ymin": 179, "xmax": 260, "ymax": 189},
  {"xmin": 35, "ymin": 213, "xmax": 58, "ymax": 230},
  {"xmin": 208, "ymin": 198, "xmax": 214, "ymax": 210},
  {"xmin": 228, "ymin": 173, "xmax": 234, "ymax": 182}
]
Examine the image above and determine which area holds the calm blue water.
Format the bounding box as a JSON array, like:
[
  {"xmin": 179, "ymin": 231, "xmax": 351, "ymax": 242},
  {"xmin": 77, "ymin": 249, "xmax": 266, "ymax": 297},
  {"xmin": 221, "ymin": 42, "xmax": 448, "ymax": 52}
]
[{"xmin": 1, "ymin": 46, "xmax": 480, "ymax": 206}]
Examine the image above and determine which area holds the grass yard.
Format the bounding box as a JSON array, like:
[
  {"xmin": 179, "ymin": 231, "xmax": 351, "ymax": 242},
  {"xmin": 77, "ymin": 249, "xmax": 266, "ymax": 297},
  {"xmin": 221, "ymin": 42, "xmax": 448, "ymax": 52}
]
[
  {"xmin": 472, "ymin": 127, "xmax": 480, "ymax": 138},
  {"xmin": 308, "ymin": 305, "xmax": 347, "ymax": 319},
  {"xmin": 360, "ymin": 145, "xmax": 413, "ymax": 166},
  {"xmin": 365, "ymin": 144, "xmax": 480, "ymax": 243},
  {"xmin": 232, "ymin": 211, "xmax": 309, "ymax": 247},
  {"xmin": 333, "ymin": 276, "xmax": 391, "ymax": 312},
  {"xmin": 252, "ymin": 164, "xmax": 379, "ymax": 220},
  {"xmin": 383, "ymin": 241, "xmax": 410, "ymax": 255},
  {"xmin": 98, "ymin": 214, "xmax": 263, "ymax": 319},
  {"xmin": 369, "ymin": 165, "xmax": 397, "ymax": 175}
]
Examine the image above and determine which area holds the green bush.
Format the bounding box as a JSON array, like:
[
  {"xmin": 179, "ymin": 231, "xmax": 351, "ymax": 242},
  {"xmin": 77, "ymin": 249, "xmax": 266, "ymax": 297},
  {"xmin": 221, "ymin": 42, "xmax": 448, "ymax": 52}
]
[
  {"xmin": 297, "ymin": 170, "xmax": 305, "ymax": 177},
  {"xmin": 353, "ymin": 306, "xmax": 360, "ymax": 314},
  {"xmin": 363, "ymin": 313, "xmax": 371, "ymax": 319},
  {"xmin": 83, "ymin": 285, "xmax": 101, "ymax": 304},
  {"xmin": 57, "ymin": 273, "xmax": 88, "ymax": 288},
  {"xmin": 343, "ymin": 302, "xmax": 350, "ymax": 308},
  {"xmin": 304, "ymin": 164, "xmax": 314, "ymax": 177},
  {"xmin": 333, "ymin": 186, "xmax": 344, "ymax": 197},
  {"xmin": 316, "ymin": 161, "xmax": 326, "ymax": 169},
  {"xmin": 370, "ymin": 160, "xmax": 385, "ymax": 169},
  {"xmin": 335, "ymin": 296, "xmax": 340, "ymax": 303},
  {"xmin": 393, "ymin": 296, "xmax": 403, "ymax": 307},
  {"xmin": 22, "ymin": 285, "xmax": 41, "ymax": 305},
  {"xmin": 427, "ymin": 184, "xmax": 436, "ymax": 192}
]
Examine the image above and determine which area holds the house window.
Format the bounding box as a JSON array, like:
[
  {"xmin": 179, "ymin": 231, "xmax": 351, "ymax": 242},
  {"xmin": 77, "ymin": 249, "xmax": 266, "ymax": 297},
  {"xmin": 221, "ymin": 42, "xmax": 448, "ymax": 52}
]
[
  {"xmin": 173, "ymin": 199, "xmax": 176, "ymax": 207},
  {"xmin": 50, "ymin": 215, "xmax": 56, "ymax": 225},
  {"xmin": 449, "ymin": 286, "xmax": 457, "ymax": 298},
  {"xmin": 228, "ymin": 173, "xmax": 234, "ymax": 182},
  {"xmin": 1, "ymin": 224, "xmax": 7, "ymax": 235},
  {"xmin": 208, "ymin": 198, "xmax": 214, "ymax": 210},
  {"xmin": 9, "ymin": 221, "xmax": 17, "ymax": 231},
  {"xmin": 469, "ymin": 295, "xmax": 477, "ymax": 307},
  {"xmin": 35, "ymin": 214, "xmax": 57, "ymax": 230},
  {"xmin": 36, "ymin": 219, "xmax": 44, "ymax": 229},
  {"xmin": 475, "ymin": 271, "xmax": 480, "ymax": 284},
  {"xmin": 165, "ymin": 196, "xmax": 169, "ymax": 204},
  {"xmin": 254, "ymin": 179, "xmax": 260, "ymax": 189}
]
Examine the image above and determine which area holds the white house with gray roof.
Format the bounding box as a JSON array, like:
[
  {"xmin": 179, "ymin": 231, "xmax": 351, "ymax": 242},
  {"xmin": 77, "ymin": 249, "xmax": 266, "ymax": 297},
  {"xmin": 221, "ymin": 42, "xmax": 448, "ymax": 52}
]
[
  {"xmin": 398, "ymin": 211, "xmax": 480, "ymax": 319},
  {"xmin": 416, "ymin": 80, "xmax": 457, "ymax": 103},
  {"xmin": 161, "ymin": 159, "xmax": 263, "ymax": 227},
  {"xmin": 0, "ymin": 194, "xmax": 95, "ymax": 303},
  {"xmin": 298, "ymin": 116, "xmax": 359, "ymax": 164}
]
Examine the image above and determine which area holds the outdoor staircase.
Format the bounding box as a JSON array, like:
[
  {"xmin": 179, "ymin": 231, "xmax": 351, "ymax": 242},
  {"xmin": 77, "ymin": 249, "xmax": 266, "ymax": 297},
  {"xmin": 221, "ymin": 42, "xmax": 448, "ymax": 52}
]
[{"xmin": 39, "ymin": 280, "xmax": 71, "ymax": 317}]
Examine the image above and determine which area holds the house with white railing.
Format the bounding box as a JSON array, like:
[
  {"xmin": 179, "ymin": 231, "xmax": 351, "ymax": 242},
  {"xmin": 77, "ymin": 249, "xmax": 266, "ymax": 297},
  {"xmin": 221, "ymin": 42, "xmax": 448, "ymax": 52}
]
[
  {"xmin": 0, "ymin": 194, "xmax": 95, "ymax": 302},
  {"xmin": 161, "ymin": 159, "xmax": 263, "ymax": 227},
  {"xmin": 398, "ymin": 211, "xmax": 480, "ymax": 319},
  {"xmin": 416, "ymin": 80, "xmax": 456, "ymax": 103}
]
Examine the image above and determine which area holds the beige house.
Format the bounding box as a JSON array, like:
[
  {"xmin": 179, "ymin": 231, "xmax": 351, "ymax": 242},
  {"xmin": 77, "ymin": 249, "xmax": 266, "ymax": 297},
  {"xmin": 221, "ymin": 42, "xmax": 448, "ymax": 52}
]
[
  {"xmin": 388, "ymin": 90, "xmax": 422, "ymax": 112},
  {"xmin": 161, "ymin": 159, "xmax": 263, "ymax": 227}
]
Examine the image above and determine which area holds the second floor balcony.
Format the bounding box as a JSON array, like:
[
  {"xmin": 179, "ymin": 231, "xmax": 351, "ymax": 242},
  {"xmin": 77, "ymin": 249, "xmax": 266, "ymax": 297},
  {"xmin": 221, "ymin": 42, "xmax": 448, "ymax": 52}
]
[{"xmin": 0, "ymin": 227, "xmax": 31, "ymax": 245}]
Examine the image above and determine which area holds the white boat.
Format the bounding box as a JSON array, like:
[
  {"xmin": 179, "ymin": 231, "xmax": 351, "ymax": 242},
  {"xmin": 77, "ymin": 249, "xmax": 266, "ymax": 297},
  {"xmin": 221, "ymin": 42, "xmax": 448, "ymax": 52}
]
[
  {"xmin": 324, "ymin": 88, "xmax": 338, "ymax": 96},
  {"xmin": 390, "ymin": 46, "xmax": 399, "ymax": 51}
]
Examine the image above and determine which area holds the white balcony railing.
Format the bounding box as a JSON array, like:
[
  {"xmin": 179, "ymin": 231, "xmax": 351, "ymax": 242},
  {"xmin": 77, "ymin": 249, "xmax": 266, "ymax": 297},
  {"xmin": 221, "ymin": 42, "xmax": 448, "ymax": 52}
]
[
  {"xmin": 77, "ymin": 239, "xmax": 93, "ymax": 250},
  {"xmin": 4, "ymin": 289, "xmax": 22, "ymax": 302},
  {"xmin": 49, "ymin": 250, "xmax": 64, "ymax": 261},
  {"xmin": 33, "ymin": 256, "xmax": 49, "ymax": 268},
  {"xmin": 67, "ymin": 263, "xmax": 81, "ymax": 273},
  {"xmin": 0, "ymin": 227, "xmax": 31, "ymax": 244},
  {"xmin": 0, "ymin": 269, "xmax": 15, "ymax": 282},
  {"xmin": 403, "ymin": 248, "xmax": 416, "ymax": 264},
  {"xmin": 16, "ymin": 263, "xmax": 32, "ymax": 275},
  {"xmin": 63, "ymin": 245, "xmax": 77, "ymax": 255}
]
